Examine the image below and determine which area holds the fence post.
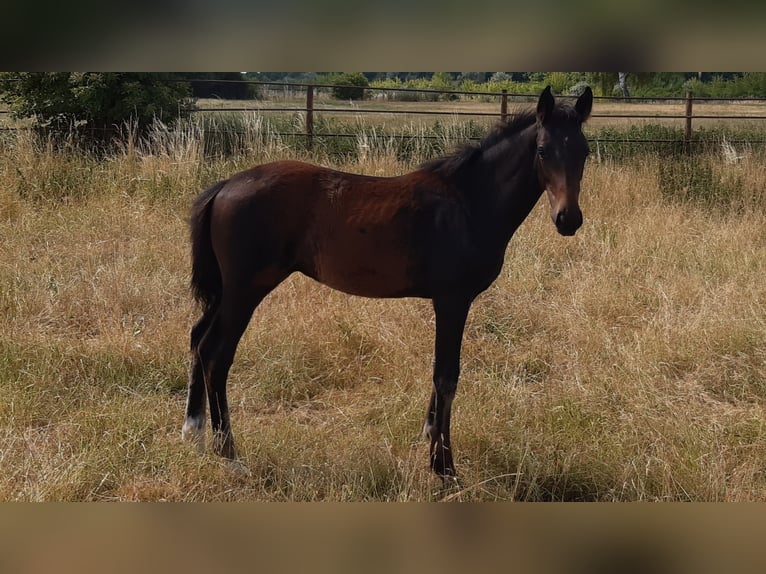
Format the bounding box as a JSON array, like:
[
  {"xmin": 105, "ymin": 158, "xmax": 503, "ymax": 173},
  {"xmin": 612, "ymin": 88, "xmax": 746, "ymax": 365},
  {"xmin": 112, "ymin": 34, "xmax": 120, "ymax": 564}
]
[
  {"xmin": 501, "ymin": 89, "xmax": 508, "ymax": 123},
  {"xmin": 684, "ymin": 89, "xmax": 693, "ymax": 150},
  {"xmin": 306, "ymin": 85, "xmax": 314, "ymax": 150}
]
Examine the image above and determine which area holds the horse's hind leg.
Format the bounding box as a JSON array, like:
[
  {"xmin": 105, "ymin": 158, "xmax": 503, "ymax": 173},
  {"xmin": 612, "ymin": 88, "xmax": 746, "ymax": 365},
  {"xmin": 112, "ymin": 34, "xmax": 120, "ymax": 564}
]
[
  {"xmin": 182, "ymin": 307, "xmax": 218, "ymax": 451},
  {"xmin": 195, "ymin": 289, "xmax": 258, "ymax": 458},
  {"xmin": 198, "ymin": 278, "xmax": 286, "ymax": 458}
]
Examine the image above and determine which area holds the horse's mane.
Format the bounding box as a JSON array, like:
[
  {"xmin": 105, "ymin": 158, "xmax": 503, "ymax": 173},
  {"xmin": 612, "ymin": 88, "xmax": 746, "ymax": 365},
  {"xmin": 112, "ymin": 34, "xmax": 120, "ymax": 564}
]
[{"xmin": 420, "ymin": 104, "xmax": 580, "ymax": 177}]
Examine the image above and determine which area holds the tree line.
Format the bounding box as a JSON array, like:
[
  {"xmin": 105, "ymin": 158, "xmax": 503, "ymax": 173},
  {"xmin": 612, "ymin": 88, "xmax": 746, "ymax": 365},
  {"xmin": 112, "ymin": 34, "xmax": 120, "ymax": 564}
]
[{"xmin": 250, "ymin": 72, "xmax": 764, "ymax": 98}]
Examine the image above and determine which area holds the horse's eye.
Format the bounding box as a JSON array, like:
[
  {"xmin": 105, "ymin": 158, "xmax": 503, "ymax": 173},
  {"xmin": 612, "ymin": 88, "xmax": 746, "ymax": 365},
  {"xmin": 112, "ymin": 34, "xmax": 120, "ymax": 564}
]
[{"xmin": 537, "ymin": 146, "xmax": 547, "ymax": 159}]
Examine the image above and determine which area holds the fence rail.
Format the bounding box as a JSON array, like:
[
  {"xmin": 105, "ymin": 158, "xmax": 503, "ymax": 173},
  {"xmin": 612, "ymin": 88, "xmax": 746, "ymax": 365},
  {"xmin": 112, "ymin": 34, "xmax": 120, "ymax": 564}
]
[{"xmin": 187, "ymin": 82, "xmax": 766, "ymax": 150}]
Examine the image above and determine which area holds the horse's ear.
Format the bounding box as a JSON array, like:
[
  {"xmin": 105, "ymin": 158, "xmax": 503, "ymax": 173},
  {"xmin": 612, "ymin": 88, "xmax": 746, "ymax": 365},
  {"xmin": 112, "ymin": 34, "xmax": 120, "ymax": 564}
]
[
  {"xmin": 575, "ymin": 86, "xmax": 593, "ymax": 123},
  {"xmin": 537, "ymin": 86, "xmax": 554, "ymax": 124}
]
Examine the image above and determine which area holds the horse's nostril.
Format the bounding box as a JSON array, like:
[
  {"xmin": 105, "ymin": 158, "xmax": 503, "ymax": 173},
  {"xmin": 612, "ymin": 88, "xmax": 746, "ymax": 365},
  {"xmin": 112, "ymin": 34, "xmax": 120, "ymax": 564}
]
[
  {"xmin": 556, "ymin": 209, "xmax": 574, "ymax": 229},
  {"xmin": 555, "ymin": 208, "xmax": 583, "ymax": 236},
  {"xmin": 572, "ymin": 209, "xmax": 583, "ymax": 229}
]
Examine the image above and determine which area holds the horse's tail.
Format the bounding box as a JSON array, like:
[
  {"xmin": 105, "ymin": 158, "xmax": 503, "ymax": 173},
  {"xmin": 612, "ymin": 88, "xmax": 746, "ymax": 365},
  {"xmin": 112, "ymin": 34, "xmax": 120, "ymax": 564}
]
[{"xmin": 189, "ymin": 179, "xmax": 227, "ymax": 313}]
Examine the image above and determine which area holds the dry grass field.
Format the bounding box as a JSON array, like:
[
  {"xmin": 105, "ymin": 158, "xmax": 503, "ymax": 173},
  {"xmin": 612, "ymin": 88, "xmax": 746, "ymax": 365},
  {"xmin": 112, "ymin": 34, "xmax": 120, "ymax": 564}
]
[{"xmin": 1, "ymin": 115, "xmax": 765, "ymax": 501}]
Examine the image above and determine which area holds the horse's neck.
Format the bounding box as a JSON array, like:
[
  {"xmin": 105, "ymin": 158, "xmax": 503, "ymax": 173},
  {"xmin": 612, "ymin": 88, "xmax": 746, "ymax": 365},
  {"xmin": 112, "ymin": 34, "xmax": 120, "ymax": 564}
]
[{"xmin": 470, "ymin": 126, "xmax": 544, "ymax": 244}]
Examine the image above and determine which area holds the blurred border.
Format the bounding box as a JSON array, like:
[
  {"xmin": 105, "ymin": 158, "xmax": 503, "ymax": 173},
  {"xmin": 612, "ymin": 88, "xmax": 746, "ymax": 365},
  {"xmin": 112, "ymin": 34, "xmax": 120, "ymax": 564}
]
[
  {"xmin": 1, "ymin": 504, "xmax": 766, "ymax": 574},
  {"xmin": 2, "ymin": 0, "xmax": 765, "ymax": 69}
]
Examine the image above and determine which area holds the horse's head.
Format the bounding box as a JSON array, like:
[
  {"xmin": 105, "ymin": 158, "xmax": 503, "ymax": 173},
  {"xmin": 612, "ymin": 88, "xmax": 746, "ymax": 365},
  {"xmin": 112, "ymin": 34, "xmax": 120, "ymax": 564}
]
[{"xmin": 534, "ymin": 86, "xmax": 592, "ymax": 236}]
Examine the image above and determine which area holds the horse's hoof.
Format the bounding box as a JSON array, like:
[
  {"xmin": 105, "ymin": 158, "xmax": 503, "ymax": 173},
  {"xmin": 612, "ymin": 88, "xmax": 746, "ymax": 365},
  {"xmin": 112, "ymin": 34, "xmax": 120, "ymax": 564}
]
[
  {"xmin": 226, "ymin": 459, "xmax": 252, "ymax": 477},
  {"xmin": 181, "ymin": 417, "xmax": 205, "ymax": 454},
  {"xmin": 436, "ymin": 474, "xmax": 464, "ymax": 500},
  {"xmin": 430, "ymin": 452, "xmax": 456, "ymax": 480},
  {"xmin": 212, "ymin": 431, "xmax": 237, "ymax": 459},
  {"xmin": 442, "ymin": 474, "xmax": 462, "ymax": 488}
]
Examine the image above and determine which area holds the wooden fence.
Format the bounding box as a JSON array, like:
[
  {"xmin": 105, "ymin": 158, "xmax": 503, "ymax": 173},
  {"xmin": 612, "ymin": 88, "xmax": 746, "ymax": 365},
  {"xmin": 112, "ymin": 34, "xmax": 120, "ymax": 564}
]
[{"xmin": 189, "ymin": 80, "xmax": 766, "ymax": 150}]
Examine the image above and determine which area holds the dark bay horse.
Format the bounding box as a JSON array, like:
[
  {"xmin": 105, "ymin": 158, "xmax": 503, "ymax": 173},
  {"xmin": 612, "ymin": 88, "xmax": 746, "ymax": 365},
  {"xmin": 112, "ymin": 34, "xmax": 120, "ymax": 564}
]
[{"xmin": 182, "ymin": 86, "xmax": 593, "ymax": 479}]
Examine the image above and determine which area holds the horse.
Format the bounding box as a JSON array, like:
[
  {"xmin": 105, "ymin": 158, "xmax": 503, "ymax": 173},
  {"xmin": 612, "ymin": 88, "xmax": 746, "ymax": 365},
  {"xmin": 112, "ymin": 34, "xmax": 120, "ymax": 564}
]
[{"xmin": 182, "ymin": 86, "xmax": 593, "ymax": 480}]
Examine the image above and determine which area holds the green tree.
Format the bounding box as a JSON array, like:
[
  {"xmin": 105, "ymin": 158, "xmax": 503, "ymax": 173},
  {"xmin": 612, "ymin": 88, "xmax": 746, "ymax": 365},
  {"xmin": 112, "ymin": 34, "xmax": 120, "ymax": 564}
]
[
  {"xmin": 458, "ymin": 72, "xmax": 488, "ymax": 83},
  {"xmin": 429, "ymin": 72, "xmax": 458, "ymax": 100},
  {"xmin": 429, "ymin": 72, "xmax": 454, "ymax": 90},
  {"xmin": 331, "ymin": 72, "xmax": 369, "ymax": 100},
  {"xmin": 542, "ymin": 72, "xmax": 573, "ymax": 95},
  {"xmin": 0, "ymin": 72, "xmax": 193, "ymax": 135},
  {"xmin": 586, "ymin": 72, "xmax": 647, "ymax": 96},
  {"xmin": 184, "ymin": 72, "xmax": 256, "ymax": 100}
]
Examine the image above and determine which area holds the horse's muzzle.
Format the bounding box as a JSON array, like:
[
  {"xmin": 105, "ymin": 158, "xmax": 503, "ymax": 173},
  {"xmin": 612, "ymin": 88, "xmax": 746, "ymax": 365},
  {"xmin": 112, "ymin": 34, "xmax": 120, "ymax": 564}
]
[{"xmin": 554, "ymin": 208, "xmax": 583, "ymax": 236}]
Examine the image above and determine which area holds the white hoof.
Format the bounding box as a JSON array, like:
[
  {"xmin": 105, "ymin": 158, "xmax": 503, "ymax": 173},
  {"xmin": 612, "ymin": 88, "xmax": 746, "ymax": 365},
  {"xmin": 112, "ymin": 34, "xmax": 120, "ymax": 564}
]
[{"xmin": 181, "ymin": 417, "xmax": 205, "ymax": 454}]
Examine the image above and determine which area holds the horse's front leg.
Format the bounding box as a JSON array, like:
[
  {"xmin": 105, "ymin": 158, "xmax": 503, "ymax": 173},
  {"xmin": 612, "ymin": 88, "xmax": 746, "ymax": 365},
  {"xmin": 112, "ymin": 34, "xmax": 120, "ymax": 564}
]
[{"xmin": 425, "ymin": 296, "xmax": 472, "ymax": 479}]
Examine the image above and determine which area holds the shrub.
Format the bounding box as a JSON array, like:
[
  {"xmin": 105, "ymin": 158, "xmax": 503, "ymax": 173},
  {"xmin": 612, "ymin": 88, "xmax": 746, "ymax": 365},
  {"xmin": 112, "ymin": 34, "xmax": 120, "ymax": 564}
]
[
  {"xmin": 331, "ymin": 73, "xmax": 369, "ymax": 100},
  {"xmin": 567, "ymin": 82, "xmax": 591, "ymax": 97},
  {"xmin": 186, "ymin": 72, "xmax": 258, "ymax": 100},
  {"xmin": 0, "ymin": 73, "xmax": 194, "ymax": 137},
  {"xmin": 543, "ymin": 72, "xmax": 570, "ymax": 95},
  {"xmin": 489, "ymin": 72, "xmax": 513, "ymax": 83},
  {"xmin": 433, "ymin": 73, "xmax": 459, "ymax": 101}
]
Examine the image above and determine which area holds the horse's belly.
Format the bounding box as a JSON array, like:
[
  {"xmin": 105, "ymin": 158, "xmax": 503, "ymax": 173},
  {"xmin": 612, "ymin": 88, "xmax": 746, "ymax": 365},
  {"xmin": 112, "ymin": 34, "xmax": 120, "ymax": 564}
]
[{"xmin": 313, "ymin": 243, "xmax": 415, "ymax": 298}]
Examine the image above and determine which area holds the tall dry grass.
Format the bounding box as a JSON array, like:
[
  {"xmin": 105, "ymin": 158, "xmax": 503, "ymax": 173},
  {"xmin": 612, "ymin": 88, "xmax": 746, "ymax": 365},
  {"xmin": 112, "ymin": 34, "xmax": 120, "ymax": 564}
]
[{"xmin": 0, "ymin": 124, "xmax": 765, "ymax": 500}]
